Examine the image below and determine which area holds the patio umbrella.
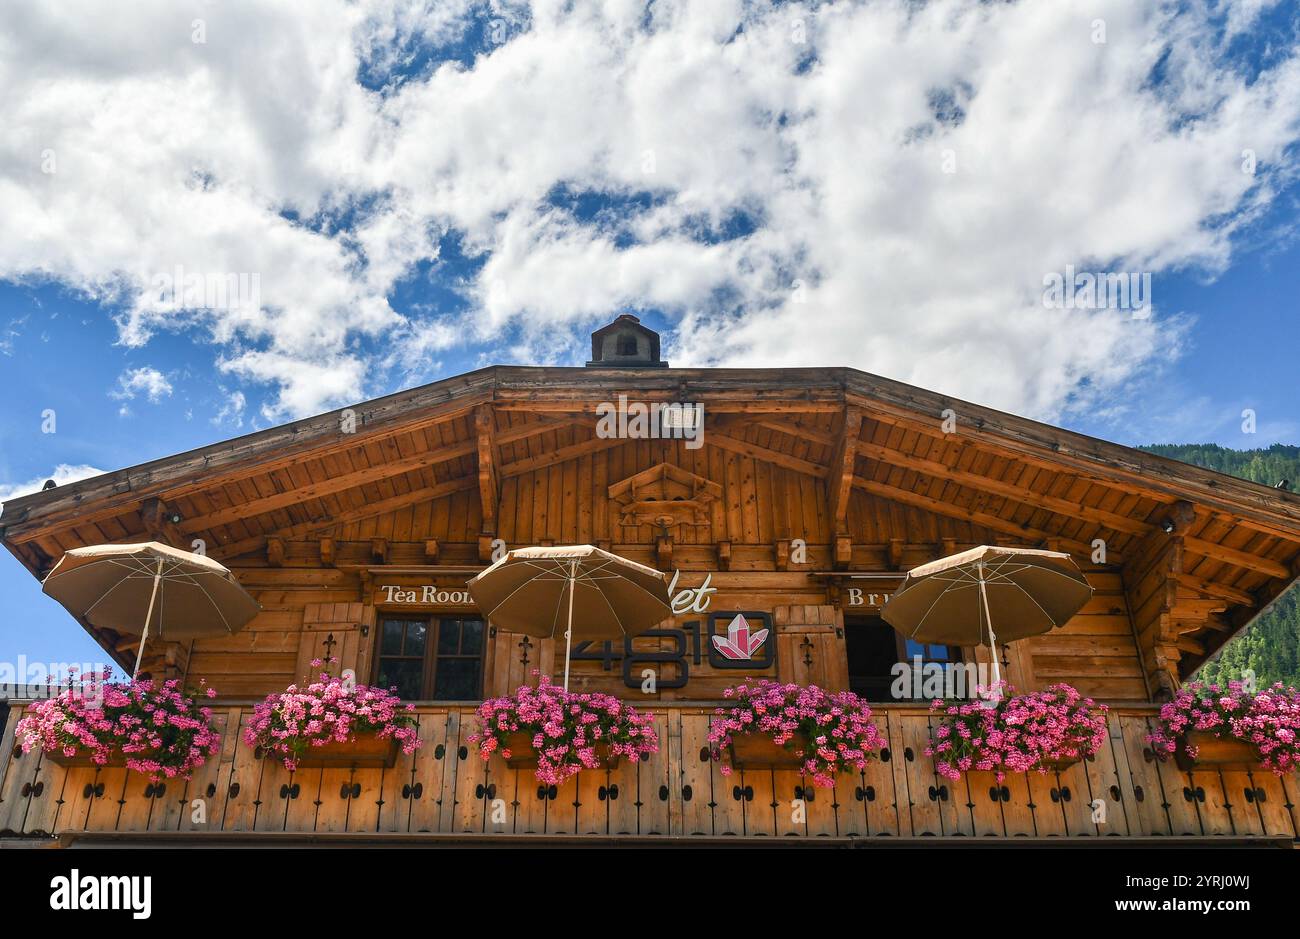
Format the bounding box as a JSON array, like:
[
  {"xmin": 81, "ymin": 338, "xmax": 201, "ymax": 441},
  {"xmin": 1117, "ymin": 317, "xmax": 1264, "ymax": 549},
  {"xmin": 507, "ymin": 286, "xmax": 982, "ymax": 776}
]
[
  {"xmin": 467, "ymin": 545, "xmax": 671, "ymax": 691},
  {"xmin": 42, "ymin": 542, "xmax": 261, "ymax": 678},
  {"xmin": 880, "ymin": 545, "xmax": 1092, "ymax": 688}
]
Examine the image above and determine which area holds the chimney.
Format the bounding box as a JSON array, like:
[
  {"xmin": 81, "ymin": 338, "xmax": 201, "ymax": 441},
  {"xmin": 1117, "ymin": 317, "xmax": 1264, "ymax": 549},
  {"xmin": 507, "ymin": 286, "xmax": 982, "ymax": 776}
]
[{"xmin": 586, "ymin": 313, "xmax": 667, "ymax": 368}]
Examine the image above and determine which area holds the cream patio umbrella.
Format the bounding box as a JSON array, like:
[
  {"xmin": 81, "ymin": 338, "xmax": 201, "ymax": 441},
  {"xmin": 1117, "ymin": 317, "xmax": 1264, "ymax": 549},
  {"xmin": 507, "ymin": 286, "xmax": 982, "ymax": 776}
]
[
  {"xmin": 881, "ymin": 545, "xmax": 1092, "ymax": 688},
  {"xmin": 42, "ymin": 542, "xmax": 261, "ymax": 678},
  {"xmin": 467, "ymin": 545, "xmax": 671, "ymax": 691}
]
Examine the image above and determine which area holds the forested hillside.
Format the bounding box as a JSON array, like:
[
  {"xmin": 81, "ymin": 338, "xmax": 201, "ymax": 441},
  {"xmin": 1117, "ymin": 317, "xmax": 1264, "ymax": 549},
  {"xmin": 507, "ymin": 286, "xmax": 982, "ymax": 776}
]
[{"xmin": 1139, "ymin": 444, "xmax": 1300, "ymax": 690}]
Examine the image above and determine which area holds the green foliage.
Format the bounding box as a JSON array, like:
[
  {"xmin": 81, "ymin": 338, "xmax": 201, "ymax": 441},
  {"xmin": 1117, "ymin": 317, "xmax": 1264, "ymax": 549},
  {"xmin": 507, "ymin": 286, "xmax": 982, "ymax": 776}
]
[{"xmin": 1139, "ymin": 443, "xmax": 1300, "ymax": 691}]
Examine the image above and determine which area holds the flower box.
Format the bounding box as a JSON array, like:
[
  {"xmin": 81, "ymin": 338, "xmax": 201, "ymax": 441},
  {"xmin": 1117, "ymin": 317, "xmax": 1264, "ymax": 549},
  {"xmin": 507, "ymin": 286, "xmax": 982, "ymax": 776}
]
[
  {"xmin": 727, "ymin": 732, "xmax": 810, "ymax": 771},
  {"xmin": 244, "ymin": 663, "xmax": 422, "ymax": 771},
  {"xmin": 289, "ymin": 732, "xmax": 401, "ymax": 769},
  {"xmin": 927, "ymin": 683, "xmax": 1108, "ymax": 782},
  {"xmin": 997, "ymin": 756, "xmax": 1081, "ymax": 774},
  {"xmin": 1173, "ymin": 731, "xmax": 1258, "ymax": 773},
  {"xmin": 15, "ymin": 673, "xmax": 221, "ymax": 782},
  {"xmin": 471, "ymin": 677, "xmax": 657, "ymax": 785},
  {"xmin": 44, "ymin": 747, "xmax": 156, "ymax": 770},
  {"xmin": 499, "ymin": 732, "xmax": 620, "ymax": 771}
]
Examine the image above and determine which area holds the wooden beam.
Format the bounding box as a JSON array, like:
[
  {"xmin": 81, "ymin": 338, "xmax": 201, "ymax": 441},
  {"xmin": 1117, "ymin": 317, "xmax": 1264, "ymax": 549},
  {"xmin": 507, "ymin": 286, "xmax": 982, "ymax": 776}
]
[
  {"xmin": 848, "ymin": 384, "xmax": 1300, "ymax": 542},
  {"xmin": 833, "ymin": 535, "xmax": 852, "ymax": 571},
  {"xmin": 1175, "ymin": 573, "xmax": 1257, "ymax": 608},
  {"xmin": 179, "ymin": 440, "xmax": 477, "ymax": 535},
  {"xmin": 827, "ymin": 406, "xmax": 864, "ymax": 535},
  {"xmin": 424, "ymin": 539, "xmax": 440, "ymax": 562},
  {"xmin": 476, "ymin": 404, "xmax": 500, "ymax": 538},
  {"xmin": 211, "ymin": 476, "xmax": 477, "ymax": 560},
  {"xmin": 716, "ymin": 541, "xmax": 732, "ymax": 571},
  {"xmin": 140, "ymin": 497, "xmax": 184, "ymax": 546},
  {"xmin": 319, "ymin": 537, "xmax": 335, "ymax": 566},
  {"xmin": 266, "ymin": 537, "xmax": 285, "ymax": 567},
  {"xmin": 656, "ymin": 534, "xmax": 673, "ymax": 571},
  {"xmin": 707, "ymin": 432, "xmax": 825, "ymax": 478},
  {"xmin": 1183, "ymin": 536, "xmax": 1289, "ymax": 580},
  {"xmin": 854, "ymin": 439, "xmax": 1151, "ymax": 537},
  {"xmin": 370, "ymin": 538, "xmax": 389, "ymax": 565},
  {"xmin": 851, "ymin": 474, "xmax": 1103, "ymax": 560},
  {"xmin": 2, "ymin": 376, "xmax": 495, "ymax": 540},
  {"xmin": 500, "ymin": 434, "xmax": 627, "ymax": 477},
  {"xmin": 496, "ymin": 416, "xmax": 589, "ymax": 445}
]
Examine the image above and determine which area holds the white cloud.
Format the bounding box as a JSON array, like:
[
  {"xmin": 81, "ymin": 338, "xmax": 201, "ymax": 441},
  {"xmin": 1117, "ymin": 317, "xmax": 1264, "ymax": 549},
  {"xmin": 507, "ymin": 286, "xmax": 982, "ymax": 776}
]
[
  {"xmin": 111, "ymin": 366, "xmax": 173, "ymax": 404},
  {"xmin": 0, "ymin": 0, "xmax": 1298, "ymax": 424},
  {"xmin": 212, "ymin": 388, "xmax": 247, "ymax": 428},
  {"xmin": 0, "ymin": 464, "xmax": 107, "ymax": 504}
]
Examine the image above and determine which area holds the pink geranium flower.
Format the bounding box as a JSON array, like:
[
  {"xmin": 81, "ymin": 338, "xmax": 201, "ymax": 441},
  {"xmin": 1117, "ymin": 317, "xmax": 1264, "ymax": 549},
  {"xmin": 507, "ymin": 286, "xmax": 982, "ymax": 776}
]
[
  {"xmin": 469, "ymin": 672, "xmax": 658, "ymax": 786},
  {"xmin": 1147, "ymin": 681, "xmax": 1300, "ymax": 775},
  {"xmin": 15, "ymin": 668, "xmax": 221, "ymax": 781},
  {"xmin": 707, "ymin": 680, "xmax": 886, "ymax": 787},
  {"xmin": 926, "ymin": 682, "xmax": 1108, "ymax": 782},
  {"xmin": 244, "ymin": 660, "xmax": 421, "ymax": 771}
]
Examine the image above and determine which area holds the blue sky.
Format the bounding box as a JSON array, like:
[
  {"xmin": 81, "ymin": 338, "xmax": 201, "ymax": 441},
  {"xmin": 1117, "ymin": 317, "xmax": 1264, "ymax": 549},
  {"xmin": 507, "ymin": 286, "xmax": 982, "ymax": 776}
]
[{"xmin": 2, "ymin": 0, "xmax": 1300, "ymax": 672}]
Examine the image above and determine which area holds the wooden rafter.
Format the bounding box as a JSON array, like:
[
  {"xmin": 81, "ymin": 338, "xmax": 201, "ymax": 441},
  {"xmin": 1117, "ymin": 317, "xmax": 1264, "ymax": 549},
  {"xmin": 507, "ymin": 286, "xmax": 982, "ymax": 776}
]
[
  {"xmin": 499, "ymin": 434, "xmax": 627, "ymax": 478},
  {"xmin": 1181, "ymin": 536, "xmax": 1289, "ymax": 579},
  {"xmin": 827, "ymin": 407, "xmax": 863, "ymax": 535},
  {"xmin": 178, "ymin": 439, "xmax": 477, "ymax": 536},
  {"xmin": 707, "ymin": 431, "xmax": 825, "ymax": 477},
  {"xmin": 140, "ymin": 497, "xmax": 184, "ymax": 546},
  {"xmin": 851, "ymin": 473, "xmax": 1104, "ymax": 560},
  {"xmin": 2, "ymin": 379, "xmax": 494, "ymax": 540},
  {"xmin": 854, "ymin": 439, "xmax": 1151, "ymax": 537},
  {"xmin": 212, "ymin": 476, "xmax": 477, "ymax": 560},
  {"xmin": 476, "ymin": 404, "xmax": 500, "ymax": 538}
]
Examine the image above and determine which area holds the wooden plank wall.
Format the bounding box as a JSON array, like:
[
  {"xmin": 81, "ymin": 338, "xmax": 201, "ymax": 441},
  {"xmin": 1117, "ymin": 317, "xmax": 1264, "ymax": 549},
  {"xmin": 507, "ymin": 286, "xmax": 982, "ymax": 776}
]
[
  {"xmin": 320, "ymin": 440, "xmax": 1002, "ymax": 553},
  {"xmin": 173, "ymin": 438, "xmax": 1152, "ymax": 703},
  {"xmin": 1018, "ymin": 572, "xmax": 1148, "ymax": 701},
  {"xmin": 2, "ymin": 705, "xmax": 1295, "ymax": 842}
]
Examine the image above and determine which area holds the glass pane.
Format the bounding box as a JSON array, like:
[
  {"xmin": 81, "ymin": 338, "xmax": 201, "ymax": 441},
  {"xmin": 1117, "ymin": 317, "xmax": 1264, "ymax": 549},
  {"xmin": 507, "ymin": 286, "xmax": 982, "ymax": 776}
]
[
  {"xmin": 437, "ymin": 619, "xmax": 460, "ymax": 655},
  {"xmin": 433, "ymin": 658, "xmax": 480, "ymax": 701},
  {"xmin": 460, "ymin": 620, "xmax": 484, "ymax": 656},
  {"xmin": 381, "ymin": 620, "xmax": 405, "ymax": 655},
  {"xmin": 904, "ymin": 639, "xmax": 925, "ymax": 660},
  {"xmin": 377, "ymin": 658, "xmax": 422, "ymax": 700},
  {"xmin": 406, "ymin": 621, "xmax": 427, "ymax": 656}
]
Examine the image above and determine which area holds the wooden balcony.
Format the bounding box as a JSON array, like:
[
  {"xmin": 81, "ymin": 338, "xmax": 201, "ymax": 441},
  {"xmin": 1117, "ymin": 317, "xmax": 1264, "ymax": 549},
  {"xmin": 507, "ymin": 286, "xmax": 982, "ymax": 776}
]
[{"xmin": 2, "ymin": 703, "xmax": 1298, "ymax": 844}]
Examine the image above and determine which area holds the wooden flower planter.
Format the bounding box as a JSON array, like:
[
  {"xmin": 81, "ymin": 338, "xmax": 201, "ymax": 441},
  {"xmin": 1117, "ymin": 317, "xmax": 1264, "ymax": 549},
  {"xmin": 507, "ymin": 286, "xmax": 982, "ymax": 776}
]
[
  {"xmin": 293, "ymin": 732, "xmax": 400, "ymax": 769},
  {"xmin": 499, "ymin": 732, "xmax": 620, "ymax": 770},
  {"xmin": 727, "ymin": 732, "xmax": 809, "ymax": 771},
  {"xmin": 1173, "ymin": 731, "xmax": 1259, "ymax": 773},
  {"xmin": 44, "ymin": 748, "xmax": 128, "ymax": 769}
]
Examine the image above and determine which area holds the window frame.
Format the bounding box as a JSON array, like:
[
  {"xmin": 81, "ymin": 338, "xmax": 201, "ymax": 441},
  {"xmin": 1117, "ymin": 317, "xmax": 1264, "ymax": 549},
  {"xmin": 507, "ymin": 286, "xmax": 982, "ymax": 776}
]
[
  {"xmin": 373, "ymin": 614, "xmax": 486, "ymax": 702},
  {"xmin": 843, "ymin": 613, "xmax": 966, "ymax": 702}
]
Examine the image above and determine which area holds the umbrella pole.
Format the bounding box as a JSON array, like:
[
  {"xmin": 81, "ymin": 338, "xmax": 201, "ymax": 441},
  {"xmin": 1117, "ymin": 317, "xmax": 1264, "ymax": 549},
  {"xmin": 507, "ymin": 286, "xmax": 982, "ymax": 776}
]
[
  {"xmin": 562, "ymin": 559, "xmax": 577, "ymax": 692},
  {"xmin": 133, "ymin": 557, "xmax": 164, "ymax": 679},
  {"xmin": 976, "ymin": 562, "xmax": 1001, "ymax": 690}
]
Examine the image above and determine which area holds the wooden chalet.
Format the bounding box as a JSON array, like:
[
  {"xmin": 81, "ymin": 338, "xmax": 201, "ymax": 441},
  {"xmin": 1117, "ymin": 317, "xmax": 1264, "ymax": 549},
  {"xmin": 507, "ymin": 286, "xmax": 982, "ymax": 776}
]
[{"xmin": 3, "ymin": 313, "xmax": 1300, "ymax": 845}]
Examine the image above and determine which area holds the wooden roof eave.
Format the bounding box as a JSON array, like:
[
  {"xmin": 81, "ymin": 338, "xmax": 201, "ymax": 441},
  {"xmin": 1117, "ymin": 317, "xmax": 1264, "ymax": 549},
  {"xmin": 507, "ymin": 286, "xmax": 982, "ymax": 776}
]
[
  {"xmin": 5, "ymin": 363, "xmax": 1300, "ymax": 571},
  {"xmin": 0, "ymin": 369, "xmax": 499, "ymax": 540},
  {"xmin": 841, "ymin": 373, "xmax": 1300, "ymax": 541}
]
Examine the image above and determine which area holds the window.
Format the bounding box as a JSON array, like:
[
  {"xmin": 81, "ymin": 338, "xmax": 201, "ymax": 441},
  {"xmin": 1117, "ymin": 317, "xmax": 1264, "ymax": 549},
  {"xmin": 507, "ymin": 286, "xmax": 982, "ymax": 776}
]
[
  {"xmin": 844, "ymin": 614, "xmax": 963, "ymax": 701},
  {"xmin": 375, "ymin": 616, "xmax": 484, "ymax": 701},
  {"xmin": 616, "ymin": 333, "xmax": 639, "ymax": 356}
]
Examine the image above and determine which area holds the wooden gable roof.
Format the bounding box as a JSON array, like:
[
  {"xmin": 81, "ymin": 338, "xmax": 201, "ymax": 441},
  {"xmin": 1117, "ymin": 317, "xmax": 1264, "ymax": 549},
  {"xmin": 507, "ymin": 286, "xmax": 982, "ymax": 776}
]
[{"xmin": 4, "ymin": 364, "xmax": 1299, "ymax": 685}]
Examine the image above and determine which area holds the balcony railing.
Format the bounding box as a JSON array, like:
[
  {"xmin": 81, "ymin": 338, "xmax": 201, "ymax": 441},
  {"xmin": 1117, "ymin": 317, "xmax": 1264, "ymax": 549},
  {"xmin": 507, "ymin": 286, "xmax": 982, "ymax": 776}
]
[{"xmin": 1, "ymin": 703, "xmax": 1297, "ymax": 842}]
